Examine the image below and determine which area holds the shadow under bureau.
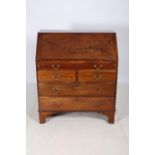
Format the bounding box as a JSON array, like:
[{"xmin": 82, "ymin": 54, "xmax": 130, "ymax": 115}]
[{"xmin": 36, "ymin": 32, "xmax": 118, "ymax": 124}]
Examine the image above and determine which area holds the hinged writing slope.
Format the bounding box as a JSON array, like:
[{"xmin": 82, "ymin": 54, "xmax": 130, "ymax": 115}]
[{"xmin": 36, "ymin": 33, "xmax": 118, "ymax": 60}]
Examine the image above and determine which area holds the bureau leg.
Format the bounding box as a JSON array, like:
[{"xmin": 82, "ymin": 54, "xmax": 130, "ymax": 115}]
[
  {"xmin": 107, "ymin": 112, "xmax": 115, "ymax": 124},
  {"xmin": 39, "ymin": 111, "xmax": 58, "ymax": 123},
  {"xmin": 100, "ymin": 111, "xmax": 115, "ymax": 124},
  {"xmin": 39, "ymin": 112, "xmax": 46, "ymax": 124}
]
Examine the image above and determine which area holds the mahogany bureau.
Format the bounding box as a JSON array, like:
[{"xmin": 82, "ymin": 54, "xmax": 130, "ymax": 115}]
[{"xmin": 36, "ymin": 32, "xmax": 118, "ymax": 124}]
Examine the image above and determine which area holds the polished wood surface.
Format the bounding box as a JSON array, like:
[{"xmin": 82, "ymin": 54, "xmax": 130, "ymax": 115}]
[
  {"xmin": 38, "ymin": 70, "xmax": 76, "ymax": 82},
  {"xmin": 39, "ymin": 97, "xmax": 115, "ymax": 111},
  {"xmin": 37, "ymin": 60, "xmax": 117, "ymax": 70},
  {"xmin": 36, "ymin": 33, "xmax": 118, "ymax": 60},
  {"xmin": 36, "ymin": 32, "xmax": 118, "ymax": 124},
  {"xmin": 38, "ymin": 82, "xmax": 115, "ymax": 97},
  {"xmin": 79, "ymin": 69, "xmax": 116, "ymax": 82}
]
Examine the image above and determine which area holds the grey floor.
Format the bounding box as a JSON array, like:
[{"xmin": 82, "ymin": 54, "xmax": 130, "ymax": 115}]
[{"xmin": 27, "ymin": 83, "xmax": 128, "ymax": 155}]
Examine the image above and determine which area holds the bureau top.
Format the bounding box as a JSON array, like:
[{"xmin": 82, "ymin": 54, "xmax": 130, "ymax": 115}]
[{"xmin": 36, "ymin": 33, "xmax": 118, "ymax": 61}]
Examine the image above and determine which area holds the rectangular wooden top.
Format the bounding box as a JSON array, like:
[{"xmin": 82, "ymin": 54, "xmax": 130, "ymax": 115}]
[{"xmin": 36, "ymin": 33, "xmax": 118, "ymax": 61}]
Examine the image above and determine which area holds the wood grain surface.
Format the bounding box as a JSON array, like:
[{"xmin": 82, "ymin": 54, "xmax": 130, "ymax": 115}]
[{"xmin": 36, "ymin": 32, "xmax": 118, "ymax": 124}]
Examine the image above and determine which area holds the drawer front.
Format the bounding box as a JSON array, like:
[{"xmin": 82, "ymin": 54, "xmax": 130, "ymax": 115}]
[
  {"xmin": 38, "ymin": 82, "xmax": 116, "ymax": 97},
  {"xmin": 36, "ymin": 60, "xmax": 117, "ymax": 70},
  {"xmin": 37, "ymin": 70, "xmax": 76, "ymax": 82},
  {"xmin": 79, "ymin": 70, "xmax": 116, "ymax": 82},
  {"xmin": 39, "ymin": 97, "xmax": 115, "ymax": 111}
]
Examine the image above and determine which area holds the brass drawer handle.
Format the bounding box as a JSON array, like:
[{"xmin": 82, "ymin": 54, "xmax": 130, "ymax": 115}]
[
  {"xmin": 95, "ymin": 88, "xmax": 102, "ymax": 93},
  {"xmin": 94, "ymin": 74, "xmax": 102, "ymax": 80},
  {"xmin": 51, "ymin": 64, "xmax": 61, "ymax": 70},
  {"xmin": 93, "ymin": 64, "xmax": 97, "ymax": 68},
  {"xmin": 93, "ymin": 64, "xmax": 103, "ymax": 70},
  {"xmin": 51, "ymin": 88, "xmax": 60, "ymax": 94},
  {"xmin": 53, "ymin": 73, "xmax": 60, "ymax": 80},
  {"xmin": 99, "ymin": 64, "xmax": 103, "ymax": 68}
]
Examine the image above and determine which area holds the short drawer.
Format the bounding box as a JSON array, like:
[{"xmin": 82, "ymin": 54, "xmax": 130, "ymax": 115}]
[
  {"xmin": 38, "ymin": 82, "xmax": 116, "ymax": 97},
  {"xmin": 39, "ymin": 97, "xmax": 115, "ymax": 111},
  {"xmin": 37, "ymin": 70, "xmax": 76, "ymax": 82},
  {"xmin": 79, "ymin": 69, "xmax": 116, "ymax": 82}
]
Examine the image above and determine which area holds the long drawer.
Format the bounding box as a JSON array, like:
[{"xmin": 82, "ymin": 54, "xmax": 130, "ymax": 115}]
[
  {"xmin": 36, "ymin": 60, "xmax": 117, "ymax": 70},
  {"xmin": 38, "ymin": 82, "xmax": 116, "ymax": 97},
  {"xmin": 39, "ymin": 97, "xmax": 115, "ymax": 111}
]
